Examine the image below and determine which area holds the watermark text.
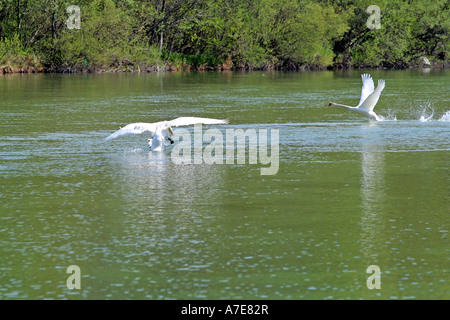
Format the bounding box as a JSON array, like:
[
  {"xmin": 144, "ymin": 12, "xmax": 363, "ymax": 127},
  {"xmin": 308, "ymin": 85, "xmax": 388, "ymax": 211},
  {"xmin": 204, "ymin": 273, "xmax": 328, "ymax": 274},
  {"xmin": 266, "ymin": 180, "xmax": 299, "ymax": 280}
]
[{"xmin": 171, "ymin": 124, "xmax": 279, "ymax": 175}]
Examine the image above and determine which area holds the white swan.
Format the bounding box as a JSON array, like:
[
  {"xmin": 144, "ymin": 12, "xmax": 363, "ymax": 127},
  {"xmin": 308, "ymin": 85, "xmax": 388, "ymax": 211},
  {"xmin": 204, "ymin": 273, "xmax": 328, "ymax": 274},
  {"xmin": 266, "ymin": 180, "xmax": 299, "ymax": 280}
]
[
  {"xmin": 328, "ymin": 74, "xmax": 385, "ymax": 121},
  {"xmin": 105, "ymin": 117, "xmax": 228, "ymax": 151}
]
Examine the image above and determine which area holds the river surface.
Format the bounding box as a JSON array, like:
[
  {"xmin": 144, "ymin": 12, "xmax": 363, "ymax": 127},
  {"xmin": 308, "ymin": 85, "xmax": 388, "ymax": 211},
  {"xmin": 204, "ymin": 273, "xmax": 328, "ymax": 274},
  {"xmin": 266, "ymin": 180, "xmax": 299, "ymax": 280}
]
[{"xmin": 0, "ymin": 69, "xmax": 448, "ymax": 299}]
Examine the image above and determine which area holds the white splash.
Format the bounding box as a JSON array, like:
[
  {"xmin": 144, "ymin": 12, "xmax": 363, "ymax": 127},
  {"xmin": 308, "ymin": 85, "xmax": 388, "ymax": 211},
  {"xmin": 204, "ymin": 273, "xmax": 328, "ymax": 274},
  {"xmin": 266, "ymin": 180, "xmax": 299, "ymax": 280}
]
[
  {"xmin": 438, "ymin": 110, "xmax": 450, "ymax": 122},
  {"xmin": 416, "ymin": 104, "xmax": 435, "ymax": 122},
  {"xmin": 379, "ymin": 109, "xmax": 397, "ymax": 121},
  {"xmin": 124, "ymin": 148, "xmax": 143, "ymax": 154},
  {"xmin": 419, "ymin": 114, "xmax": 434, "ymax": 122}
]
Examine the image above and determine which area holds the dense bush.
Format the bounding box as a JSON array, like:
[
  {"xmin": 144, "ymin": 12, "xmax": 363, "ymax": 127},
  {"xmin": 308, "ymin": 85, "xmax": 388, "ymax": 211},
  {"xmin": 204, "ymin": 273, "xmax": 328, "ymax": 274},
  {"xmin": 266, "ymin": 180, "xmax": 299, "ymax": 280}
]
[{"xmin": 0, "ymin": 0, "xmax": 448, "ymax": 72}]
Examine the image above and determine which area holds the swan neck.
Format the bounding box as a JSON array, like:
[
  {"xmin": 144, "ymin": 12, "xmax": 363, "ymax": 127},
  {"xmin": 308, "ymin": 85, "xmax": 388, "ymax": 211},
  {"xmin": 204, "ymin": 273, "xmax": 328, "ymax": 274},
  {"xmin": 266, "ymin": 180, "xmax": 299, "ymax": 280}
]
[{"xmin": 333, "ymin": 103, "xmax": 353, "ymax": 109}]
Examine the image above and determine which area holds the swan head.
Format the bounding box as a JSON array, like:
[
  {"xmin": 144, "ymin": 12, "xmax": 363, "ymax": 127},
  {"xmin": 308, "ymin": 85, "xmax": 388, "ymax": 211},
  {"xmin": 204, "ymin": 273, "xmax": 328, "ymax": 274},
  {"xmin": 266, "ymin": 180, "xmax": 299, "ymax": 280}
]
[
  {"xmin": 327, "ymin": 103, "xmax": 333, "ymax": 106},
  {"xmin": 167, "ymin": 127, "xmax": 174, "ymax": 144},
  {"xmin": 147, "ymin": 127, "xmax": 174, "ymax": 150}
]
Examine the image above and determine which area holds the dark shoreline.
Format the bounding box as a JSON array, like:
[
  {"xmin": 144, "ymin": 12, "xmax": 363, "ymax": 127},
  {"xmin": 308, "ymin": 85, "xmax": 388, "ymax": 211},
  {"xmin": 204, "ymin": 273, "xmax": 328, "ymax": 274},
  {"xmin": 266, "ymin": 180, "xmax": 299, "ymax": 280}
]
[{"xmin": 1, "ymin": 62, "xmax": 447, "ymax": 75}]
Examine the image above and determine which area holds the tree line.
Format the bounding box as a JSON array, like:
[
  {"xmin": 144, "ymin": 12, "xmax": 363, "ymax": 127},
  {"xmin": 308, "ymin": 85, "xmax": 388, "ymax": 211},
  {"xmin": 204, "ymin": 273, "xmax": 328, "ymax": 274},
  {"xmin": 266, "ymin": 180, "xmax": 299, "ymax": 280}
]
[{"xmin": 0, "ymin": 0, "xmax": 448, "ymax": 72}]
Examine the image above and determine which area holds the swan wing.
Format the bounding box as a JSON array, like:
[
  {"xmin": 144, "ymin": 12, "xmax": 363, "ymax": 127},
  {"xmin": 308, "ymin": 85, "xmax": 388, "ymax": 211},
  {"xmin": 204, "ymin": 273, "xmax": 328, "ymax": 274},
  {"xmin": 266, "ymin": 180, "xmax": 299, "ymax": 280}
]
[
  {"xmin": 358, "ymin": 74, "xmax": 375, "ymax": 107},
  {"xmin": 105, "ymin": 122, "xmax": 161, "ymax": 141},
  {"xmin": 358, "ymin": 80, "xmax": 385, "ymax": 112},
  {"xmin": 167, "ymin": 117, "xmax": 228, "ymax": 128},
  {"xmin": 105, "ymin": 117, "xmax": 227, "ymax": 141}
]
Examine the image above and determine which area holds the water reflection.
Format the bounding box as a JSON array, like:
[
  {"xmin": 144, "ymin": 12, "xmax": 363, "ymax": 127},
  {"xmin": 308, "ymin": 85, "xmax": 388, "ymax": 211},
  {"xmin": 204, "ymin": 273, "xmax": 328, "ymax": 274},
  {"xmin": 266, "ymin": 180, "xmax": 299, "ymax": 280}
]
[
  {"xmin": 103, "ymin": 149, "xmax": 228, "ymax": 276},
  {"xmin": 112, "ymin": 150, "xmax": 226, "ymax": 214},
  {"xmin": 359, "ymin": 122, "xmax": 385, "ymax": 260}
]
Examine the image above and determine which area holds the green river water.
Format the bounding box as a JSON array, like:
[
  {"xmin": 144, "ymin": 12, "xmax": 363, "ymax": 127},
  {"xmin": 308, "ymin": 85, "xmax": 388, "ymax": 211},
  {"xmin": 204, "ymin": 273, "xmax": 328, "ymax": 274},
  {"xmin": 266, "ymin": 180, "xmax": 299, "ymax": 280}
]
[{"xmin": 0, "ymin": 69, "xmax": 448, "ymax": 299}]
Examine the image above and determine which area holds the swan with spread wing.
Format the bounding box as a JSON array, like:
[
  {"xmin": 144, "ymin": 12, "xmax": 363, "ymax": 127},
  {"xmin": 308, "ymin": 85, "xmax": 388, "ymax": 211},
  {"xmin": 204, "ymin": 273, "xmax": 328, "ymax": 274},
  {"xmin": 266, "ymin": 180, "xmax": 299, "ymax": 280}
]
[
  {"xmin": 105, "ymin": 117, "xmax": 228, "ymax": 151},
  {"xmin": 328, "ymin": 74, "xmax": 385, "ymax": 121}
]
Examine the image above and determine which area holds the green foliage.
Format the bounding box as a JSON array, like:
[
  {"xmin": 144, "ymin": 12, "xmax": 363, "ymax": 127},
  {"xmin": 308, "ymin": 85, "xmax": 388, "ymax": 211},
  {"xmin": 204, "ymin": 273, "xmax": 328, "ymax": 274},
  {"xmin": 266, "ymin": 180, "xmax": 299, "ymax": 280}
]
[
  {"xmin": 332, "ymin": 0, "xmax": 449, "ymax": 67},
  {"xmin": 0, "ymin": 33, "xmax": 41, "ymax": 71},
  {"xmin": 60, "ymin": 0, "xmax": 134, "ymax": 69},
  {"xmin": 0, "ymin": 0, "xmax": 448, "ymax": 72}
]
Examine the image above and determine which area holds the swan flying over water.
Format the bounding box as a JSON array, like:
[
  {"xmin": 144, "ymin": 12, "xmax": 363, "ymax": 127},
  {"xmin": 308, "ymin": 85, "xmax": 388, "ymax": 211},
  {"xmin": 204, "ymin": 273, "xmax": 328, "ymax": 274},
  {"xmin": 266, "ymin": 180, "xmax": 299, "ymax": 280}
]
[
  {"xmin": 328, "ymin": 74, "xmax": 385, "ymax": 121},
  {"xmin": 105, "ymin": 117, "xmax": 228, "ymax": 151}
]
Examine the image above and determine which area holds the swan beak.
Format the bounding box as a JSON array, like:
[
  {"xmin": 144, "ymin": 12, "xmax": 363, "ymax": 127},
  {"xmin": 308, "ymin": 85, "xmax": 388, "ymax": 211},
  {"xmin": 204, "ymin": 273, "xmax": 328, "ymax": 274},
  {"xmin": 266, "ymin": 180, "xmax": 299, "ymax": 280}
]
[
  {"xmin": 327, "ymin": 103, "xmax": 332, "ymax": 106},
  {"xmin": 168, "ymin": 127, "xmax": 174, "ymax": 144}
]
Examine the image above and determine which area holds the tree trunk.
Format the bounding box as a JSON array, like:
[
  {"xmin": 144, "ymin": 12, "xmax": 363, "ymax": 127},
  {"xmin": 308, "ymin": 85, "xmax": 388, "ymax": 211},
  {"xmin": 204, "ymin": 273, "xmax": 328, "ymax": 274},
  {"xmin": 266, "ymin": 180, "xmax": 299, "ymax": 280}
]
[{"xmin": 159, "ymin": 0, "xmax": 166, "ymax": 56}]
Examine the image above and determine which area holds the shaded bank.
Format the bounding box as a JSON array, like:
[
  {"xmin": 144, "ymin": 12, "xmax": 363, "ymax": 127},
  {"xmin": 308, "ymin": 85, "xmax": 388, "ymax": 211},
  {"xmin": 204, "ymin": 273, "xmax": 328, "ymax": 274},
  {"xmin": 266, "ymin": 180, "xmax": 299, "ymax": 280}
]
[{"xmin": 1, "ymin": 56, "xmax": 447, "ymax": 74}]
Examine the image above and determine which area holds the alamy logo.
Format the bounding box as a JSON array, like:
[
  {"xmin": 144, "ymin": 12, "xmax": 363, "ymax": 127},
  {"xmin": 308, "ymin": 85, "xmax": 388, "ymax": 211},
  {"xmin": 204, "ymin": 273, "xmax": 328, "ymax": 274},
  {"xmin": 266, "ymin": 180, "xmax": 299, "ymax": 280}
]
[
  {"xmin": 366, "ymin": 5, "xmax": 381, "ymax": 30},
  {"xmin": 170, "ymin": 124, "xmax": 279, "ymax": 175},
  {"xmin": 66, "ymin": 5, "xmax": 81, "ymax": 30},
  {"xmin": 66, "ymin": 265, "xmax": 81, "ymax": 289},
  {"xmin": 366, "ymin": 265, "xmax": 381, "ymax": 289}
]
